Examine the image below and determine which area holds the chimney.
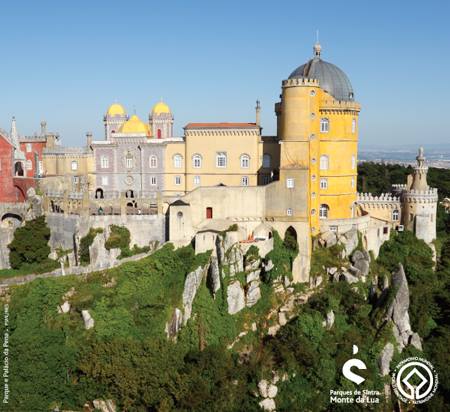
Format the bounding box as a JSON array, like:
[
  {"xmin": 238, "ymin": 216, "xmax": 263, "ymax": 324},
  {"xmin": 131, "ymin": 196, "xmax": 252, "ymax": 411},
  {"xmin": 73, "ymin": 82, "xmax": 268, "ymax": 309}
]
[{"xmin": 255, "ymin": 100, "xmax": 261, "ymax": 127}]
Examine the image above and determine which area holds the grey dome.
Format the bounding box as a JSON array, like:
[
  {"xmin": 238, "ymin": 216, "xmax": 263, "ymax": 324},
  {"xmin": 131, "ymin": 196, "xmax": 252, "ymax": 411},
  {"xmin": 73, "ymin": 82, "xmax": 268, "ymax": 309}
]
[{"xmin": 289, "ymin": 46, "xmax": 354, "ymax": 101}]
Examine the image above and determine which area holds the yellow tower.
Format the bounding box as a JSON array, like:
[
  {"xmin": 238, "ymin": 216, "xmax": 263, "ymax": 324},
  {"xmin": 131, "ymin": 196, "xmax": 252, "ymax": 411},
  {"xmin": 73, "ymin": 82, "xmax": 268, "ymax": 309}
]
[{"xmin": 277, "ymin": 43, "xmax": 361, "ymax": 235}]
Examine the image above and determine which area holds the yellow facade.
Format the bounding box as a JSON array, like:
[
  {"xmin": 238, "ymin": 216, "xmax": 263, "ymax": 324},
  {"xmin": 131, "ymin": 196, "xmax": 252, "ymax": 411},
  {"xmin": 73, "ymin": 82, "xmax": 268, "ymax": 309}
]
[
  {"xmin": 183, "ymin": 124, "xmax": 262, "ymax": 192},
  {"xmin": 277, "ymin": 45, "xmax": 360, "ymax": 235}
]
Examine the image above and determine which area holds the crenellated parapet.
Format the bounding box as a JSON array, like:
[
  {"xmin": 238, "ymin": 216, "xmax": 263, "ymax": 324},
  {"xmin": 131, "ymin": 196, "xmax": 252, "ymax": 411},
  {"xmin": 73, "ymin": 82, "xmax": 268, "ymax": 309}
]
[
  {"xmin": 403, "ymin": 188, "xmax": 438, "ymax": 204},
  {"xmin": 357, "ymin": 192, "xmax": 400, "ymax": 208},
  {"xmin": 282, "ymin": 78, "xmax": 319, "ymax": 88}
]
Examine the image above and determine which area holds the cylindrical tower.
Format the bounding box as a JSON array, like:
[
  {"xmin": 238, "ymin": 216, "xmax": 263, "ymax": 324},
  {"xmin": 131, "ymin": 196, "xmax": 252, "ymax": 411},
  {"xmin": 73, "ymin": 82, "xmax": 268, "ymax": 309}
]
[{"xmin": 278, "ymin": 43, "xmax": 361, "ymax": 235}]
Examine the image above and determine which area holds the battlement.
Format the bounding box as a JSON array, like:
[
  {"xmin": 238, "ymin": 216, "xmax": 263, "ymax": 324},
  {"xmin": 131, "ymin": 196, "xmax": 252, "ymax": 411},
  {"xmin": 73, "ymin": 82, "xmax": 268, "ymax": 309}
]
[
  {"xmin": 357, "ymin": 193, "xmax": 400, "ymax": 203},
  {"xmin": 282, "ymin": 78, "xmax": 319, "ymax": 87},
  {"xmin": 403, "ymin": 188, "xmax": 438, "ymax": 203}
]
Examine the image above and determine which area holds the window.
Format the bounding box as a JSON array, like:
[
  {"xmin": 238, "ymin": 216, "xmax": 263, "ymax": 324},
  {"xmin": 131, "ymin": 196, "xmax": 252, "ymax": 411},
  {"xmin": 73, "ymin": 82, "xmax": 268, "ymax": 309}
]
[
  {"xmin": 101, "ymin": 176, "xmax": 108, "ymax": 185},
  {"xmin": 320, "ymin": 178, "xmax": 328, "ymax": 189},
  {"xmin": 193, "ymin": 175, "xmax": 201, "ymax": 185},
  {"xmin": 320, "ymin": 118, "xmax": 329, "ymax": 133},
  {"xmin": 240, "ymin": 154, "xmax": 250, "ymax": 168},
  {"xmin": 175, "ymin": 175, "xmax": 181, "ymax": 185},
  {"xmin": 101, "ymin": 156, "xmax": 109, "ymax": 169},
  {"xmin": 263, "ymin": 154, "xmax": 272, "ymax": 168},
  {"xmin": 151, "ymin": 176, "xmax": 157, "ymax": 186},
  {"xmin": 38, "ymin": 161, "xmax": 43, "ymax": 175},
  {"xmin": 206, "ymin": 207, "xmax": 213, "ymax": 219},
  {"xmin": 286, "ymin": 178, "xmax": 294, "ymax": 188},
  {"xmin": 71, "ymin": 160, "xmax": 78, "ymax": 171},
  {"xmin": 73, "ymin": 176, "xmax": 79, "ymax": 184},
  {"xmin": 216, "ymin": 152, "xmax": 227, "ymax": 168},
  {"xmin": 173, "ymin": 154, "xmax": 183, "ymax": 169},
  {"xmin": 157, "ymin": 129, "xmax": 162, "ymax": 139},
  {"xmin": 26, "ymin": 143, "xmax": 32, "ymax": 153},
  {"xmin": 351, "ymin": 177, "xmax": 355, "ymax": 188},
  {"xmin": 319, "ymin": 204, "xmax": 329, "ymax": 219},
  {"xmin": 392, "ymin": 209, "xmax": 399, "ymax": 221},
  {"xmin": 351, "ymin": 155, "xmax": 356, "ymax": 170},
  {"xmin": 286, "ymin": 208, "xmax": 293, "ymax": 216},
  {"xmin": 125, "ymin": 153, "xmax": 133, "ymax": 169},
  {"xmin": 330, "ymin": 225, "xmax": 338, "ymax": 233},
  {"xmin": 319, "ymin": 155, "xmax": 329, "ymax": 170},
  {"xmin": 310, "ymin": 90, "xmax": 316, "ymax": 96},
  {"xmin": 26, "ymin": 160, "xmax": 32, "ymax": 170},
  {"xmin": 241, "ymin": 176, "xmax": 249, "ymax": 186},
  {"xmin": 150, "ymin": 155, "xmax": 157, "ymax": 168},
  {"xmin": 192, "ymin": 154, "xmax": 202, "ymax": 168},
  {"xmin": 352, "ymin": 118, "xmax": 356, "ymax": 133}
]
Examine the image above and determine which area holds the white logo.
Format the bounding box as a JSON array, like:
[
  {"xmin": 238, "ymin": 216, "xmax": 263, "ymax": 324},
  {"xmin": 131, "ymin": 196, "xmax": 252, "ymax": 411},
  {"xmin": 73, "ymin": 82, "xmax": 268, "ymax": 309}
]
[
  {"xmin": 392, "ymin": 357, "xmax": 438, "ymax": 404},
  {"xmin": 342, "ymin": 345, "xmax": 367, "ymax": 385}
]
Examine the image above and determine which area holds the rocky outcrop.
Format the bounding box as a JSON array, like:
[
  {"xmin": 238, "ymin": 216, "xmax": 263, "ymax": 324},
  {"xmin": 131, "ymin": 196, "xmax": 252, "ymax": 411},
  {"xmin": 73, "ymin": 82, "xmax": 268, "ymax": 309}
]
[
  {"xmin": 258, "ymin": 378, "xmax": 278, "ymax": 411},
  {"xmin": 165, "ymin": 308, "xmax": 183, "ymax": 340},
  {"xmin": 58, "ymin": 301, "xmax": 71, "ymax": 314},
  {"xmin": 92, "ymin": 399, "xmax": 116, "ymax": 412},
  {"xmin": 227, "ymin": 281, "xmax": 245, "ymax": 315},
  {"xmin": 182, "ymin": 265, "xmax": 207, "ymax": 324},
  {"xmin": 339, "ymin": 228, "xmax": 359, "ymax": 257},
  {"xmin": 207, "ymin": 256, "xmax": 221, "ymax": 295},
  {"xmin": 386, "ymin": 264, "xmax": 413, "ymax": 349},
  {"xmin": 324, "ymin": 310, "xmax": 335, "ymax": 329},
  {"xmin": 81, "ymin": 310, "xmax": 94, "ymax": 330},
  {"xmin": 89, "ymin": 233, "xmax": 120, "ymax": 270},
  {"xmin": 378, "ymin": 342, "xmax": 394, "ymax": 376},
  {"xmin": 351, "ymin": 249, "xmax": 370, "ymax": 279}
]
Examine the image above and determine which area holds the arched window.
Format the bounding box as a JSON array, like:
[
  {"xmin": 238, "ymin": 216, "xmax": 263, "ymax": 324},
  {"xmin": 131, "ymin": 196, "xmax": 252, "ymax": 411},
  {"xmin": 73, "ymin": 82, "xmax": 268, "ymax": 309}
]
[
  {"xmin": 95, "ymin": 188, "xmax": 104, "ymax": 199},
  {"xmin": 101, "ymin": 156, "xmax": 109, "ymax": 169},
  {"xmin": 192, "ymin": 154, "xmax": 202, "ymax": 168},
  {"xmin": 240, "ymin": 154, "xmax": 250, "ymax": 168},
  {"xmin": 125, "ymin": 153, "xmax": 133, "ymax": 169},
  {"xmin": 157, "ymin": 129, "xmax": 162, "ymax": 139},
  {"xmin": 352, "ymin": 118, "xmax": 356, "ymax": 133},
  {"xmin": 216, "ymin": 152, "xmax": 227, "ymax": 168},
  {"xmin": 263, "ymin": 153, "xmax": 272, "ymax": 168},
  {"xmin": 320, "ymin": 118, "xmax": 329, "ymax": 133},
  {"xmin": 320, "ymin": 178, "xmax": 328, "ymax": 189},
  {"xmin": 392, "ymin": 209, "xmax": 399, "ymax": 221},
  {"xmin": 319, "ymin": 155, "xmax": 329, "ymax": 170},
  {"xmin": 173, "ymin": 154, "xmax": 183, "ymax": 168},
  {"xmin": 149, "ymin": 155, "xmax": 157, "ymax": 168},
  {"xmin": 319, "ymin": 204, "xmax": 329, "ymax": 219},
  {"xmin": 71, "ymin": 160, "xmax": 78, "ymax": 171}
]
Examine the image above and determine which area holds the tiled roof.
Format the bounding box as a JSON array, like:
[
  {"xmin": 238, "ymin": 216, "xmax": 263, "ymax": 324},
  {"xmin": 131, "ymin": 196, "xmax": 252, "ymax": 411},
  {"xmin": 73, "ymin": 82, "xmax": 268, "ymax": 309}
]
[{"xmin": 184, "ymin": 122, "xmax": 257, "ymax": 129}]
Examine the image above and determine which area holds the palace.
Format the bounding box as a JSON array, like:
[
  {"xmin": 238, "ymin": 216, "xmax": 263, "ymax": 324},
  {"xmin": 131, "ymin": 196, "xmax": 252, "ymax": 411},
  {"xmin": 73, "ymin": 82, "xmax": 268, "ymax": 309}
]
[{"xmin": 0, "ymin": 43, "xmax": 438, "ymax": 281}]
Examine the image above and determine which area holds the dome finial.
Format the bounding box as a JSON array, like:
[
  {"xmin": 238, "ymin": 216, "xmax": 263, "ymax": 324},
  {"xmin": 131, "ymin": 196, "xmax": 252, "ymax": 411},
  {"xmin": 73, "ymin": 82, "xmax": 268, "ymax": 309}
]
[{"xmin": 313, "ymin": 30, "xmax": 321, "ymax": 57}]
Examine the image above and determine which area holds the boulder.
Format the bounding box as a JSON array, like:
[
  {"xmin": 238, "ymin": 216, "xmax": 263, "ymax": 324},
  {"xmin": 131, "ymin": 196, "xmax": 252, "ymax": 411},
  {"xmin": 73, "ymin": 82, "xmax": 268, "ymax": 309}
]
[
  {"xmin": 278, "ymin": 311, "xmax": 288, "ymax": 326},
  {"xmin": 386, "ymin": 264, "xmax": 413, "ymax": 349},
  {"xmin": 378, "ymin": 342, "xmax": 394, "ymax": 376},
  {"xmin": 258, "ymin": 379, "xmax": 270, "ymax": 398},
  {"xmin": 340, "ymin": 272, "xmax": 359, "ymax": 284},
  {"xmin": 264, "ymin": 259, "xmax": 274, "ymax": 272},
  {"xmin": 92, "ymin": 399, "xmax": 116, "ymax": 412},
  {"xmin": 327, "ymin": 267, "xmax": 338, "ymax": 275},
  {"xmin": 325, "ymin": 310, "xmax": 335, "ymax": 329},
  {"xmin": 246, "ymin": 281, "xmax": 261, "ymax": 307},
  {"xmin": 227, "ymin": 281, "xmax": 245, "ymax": 314},
  {"xmin": 339, "ymin": 228, "xmax": 359, "ymax": 257},
  {"xmin": 89, "ymin": 233, "xmax": 120, "ymax": 270},
  {"xmin": 410, "ymin": 332, "xmax": 423, "ymax": 351},
  {"xmin": 182, "ymin": 265, "xmax": 207, "ymax": 323},
  {"xmin": 267, "ymin": 384, "xmax": 278, "ymax": 398},
  {"xmin": 225, "ymin": 244, "xmax": 244, "ymax": 277},
  {"xmin": 81, "ymin": 310, "xmax": 94, "ymax": 330},
  {"xmin": 321, "ymin": 231, "xmax": 337, "ymax": 247},
  {"xmin": 207, "ymin": 256, "xmax": 221, "ymax": 295},
  {"xmin": 165, "ymin": 308, "xmax": 183, "ymax": 339},
  {"xmin": 259, "ymin": 398, "xmax": 276, "ymax": 411},
  {"xmin": 58, "ymin": 301, "xmax": 71, "ymax": 314}
]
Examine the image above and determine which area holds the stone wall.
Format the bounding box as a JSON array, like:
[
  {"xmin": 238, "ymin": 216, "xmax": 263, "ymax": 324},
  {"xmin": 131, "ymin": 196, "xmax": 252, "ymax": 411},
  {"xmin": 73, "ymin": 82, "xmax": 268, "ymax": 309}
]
[{"xmin": 47, "ymin": 213, "xmax": 166, "ymax": 251}]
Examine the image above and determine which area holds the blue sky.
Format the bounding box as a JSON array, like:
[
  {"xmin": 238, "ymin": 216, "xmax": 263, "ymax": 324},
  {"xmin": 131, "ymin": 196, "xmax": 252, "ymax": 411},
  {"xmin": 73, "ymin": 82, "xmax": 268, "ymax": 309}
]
[{"xmin": 1, "ymin": 0, "xmax": 449, "ymax": 147}]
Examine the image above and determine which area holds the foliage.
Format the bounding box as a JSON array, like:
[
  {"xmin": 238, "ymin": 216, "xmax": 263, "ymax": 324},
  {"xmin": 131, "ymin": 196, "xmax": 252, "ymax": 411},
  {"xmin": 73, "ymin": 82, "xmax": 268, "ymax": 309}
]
[
  {"xmin": 7, "ymin": 216, "xmax": 56, "ymax": 271},
  {"xmin": 310, "ymin": 243, "xmax": 345, "ymax": 279},
  {"xmin": 79, "ymin": 227, "xmax": 103, "ymax": 265},
  {"xmin": 265, "ymin": 230, "xmax": 298, "ymax": 283}
]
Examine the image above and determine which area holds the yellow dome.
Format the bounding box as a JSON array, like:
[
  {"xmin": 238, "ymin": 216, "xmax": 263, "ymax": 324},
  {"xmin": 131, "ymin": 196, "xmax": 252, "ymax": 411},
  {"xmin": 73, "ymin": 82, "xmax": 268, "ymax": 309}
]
[
  {"xmin": 152, "ymin": 101, "xmax": 171, "ymax": 114},
  {"xmin": 107, "ymin": 103, "xmax": 127, "ymax": 117},
  {"xmin": 119, "ymin": 114, "xmax": 151, "ymax": 135}
]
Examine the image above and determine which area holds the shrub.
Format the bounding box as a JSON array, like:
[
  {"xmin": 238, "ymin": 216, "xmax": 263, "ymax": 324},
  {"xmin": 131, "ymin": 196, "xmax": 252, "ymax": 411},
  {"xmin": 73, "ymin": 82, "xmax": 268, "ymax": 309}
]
[
  {"xmin": 8, "ymin": 216, "xmax": 54, "ymax": 270},
  {"xmin": 79, "ymin": 228, "xmax": 103, "ymax": 265}
]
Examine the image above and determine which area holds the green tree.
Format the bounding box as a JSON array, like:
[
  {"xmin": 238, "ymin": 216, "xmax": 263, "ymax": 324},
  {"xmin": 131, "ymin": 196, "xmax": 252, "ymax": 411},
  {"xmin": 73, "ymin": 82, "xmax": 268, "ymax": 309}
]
[{"xmin": 8, "ymin": 216, "xmax": 53, "ymax": 269}]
